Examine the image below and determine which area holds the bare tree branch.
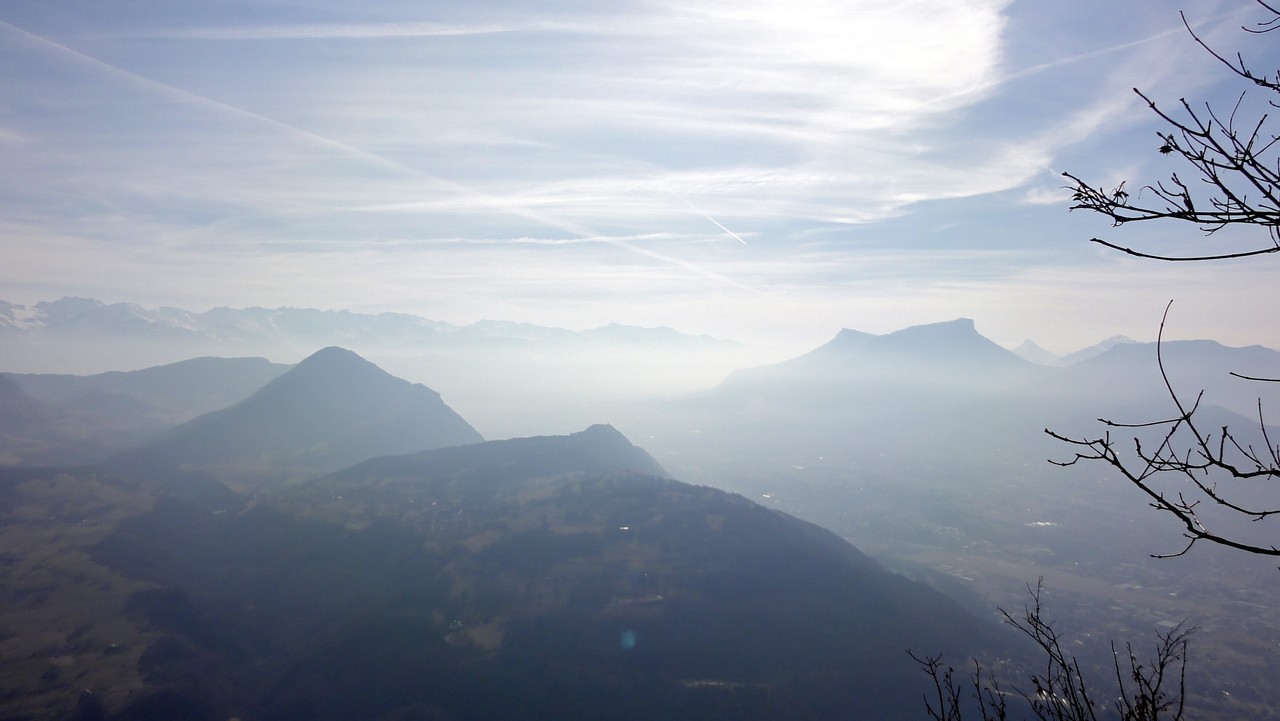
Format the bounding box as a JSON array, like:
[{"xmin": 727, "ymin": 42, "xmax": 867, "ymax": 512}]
[
  {"xmin": 911, "ymin": 582, "xmax": 1193, "ymax": 721},
  {"xmin": 1052, "ymin": 1, "xmax": 1280, "ymax": 559},
  {"xmin": 1045, "ymin": 305, "xmax": 1280, "ymax": 559}
]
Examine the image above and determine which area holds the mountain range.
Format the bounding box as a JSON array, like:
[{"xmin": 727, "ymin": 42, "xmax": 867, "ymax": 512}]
[
  {"xmin": 3, "ymin": 307, "xmax": 1279, "ymax": 720},
  {"xmin": 0, "ymin": 297, "xmax": 734, "ymax": 372},
  {"xmin": 0, "ymin": 297, "xmax": 755, "ymax": 438},
  {"xmin": 605, "ymin": 316, "xmax": 1280, "ymax": 720},
  {"xmin": 0, "ymin": 345, "xmax": 1009, "ymax": 721},
  {"xmin": 629, "ymin": 317, "xmax": 1280, "ymax": 461}
]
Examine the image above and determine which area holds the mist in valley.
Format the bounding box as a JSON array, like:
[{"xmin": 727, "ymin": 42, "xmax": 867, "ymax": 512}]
[
  {"xmin": 5, "ymin": 0, "xmax": 1280, "ymax": 718},
  {"xmin": 3, "ymin": 301, "xmax": 1279, "ymax": 720}
]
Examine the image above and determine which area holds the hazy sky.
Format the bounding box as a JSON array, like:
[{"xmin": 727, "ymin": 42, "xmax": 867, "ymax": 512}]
[{"xmin": 3, "ymin": 0, "xmax": 1278, "ymax": 355}]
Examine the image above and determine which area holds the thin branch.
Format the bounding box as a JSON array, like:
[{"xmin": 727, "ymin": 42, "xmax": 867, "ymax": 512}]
[
  {"xmin": 1087, "ymin": 237, "xmax": 1280, "ymax": 261},
  {"xmin": 912, "ymin": 582, "xmax": 1192, "ymax": 720},
  {"xmin": 1229, "ymin": 371, "xmax": 1280, "ymax": 382}
]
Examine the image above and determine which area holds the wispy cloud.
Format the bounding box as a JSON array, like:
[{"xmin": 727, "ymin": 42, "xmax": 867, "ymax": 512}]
[
  {"xmin": 0, "ymin": 16, "xmax": 766, "ymax": 293},
  {"xmin": 0, "ymin": 125, "xmax": 25, "ymax": 143},
  {"xmin": 132, "ymin": 21, "xmax": 534, "ymax": 41},
  {"xmin": 4, "ymin": 0, "xmax": 1262, "ymax": 350}
]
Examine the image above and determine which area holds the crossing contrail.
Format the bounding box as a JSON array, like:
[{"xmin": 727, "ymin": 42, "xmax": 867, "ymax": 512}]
[
  {"xmin": 0, "ymin": 19, "xmax": 760, "ymax": 293},
  {"xmin": 668, "ymin": 191, "xmax": 749, "ymax": 245}
]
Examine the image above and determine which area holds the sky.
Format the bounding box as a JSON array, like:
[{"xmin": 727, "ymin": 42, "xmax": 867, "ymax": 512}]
[{"xmin": 2, "ymin": 0, "xmax": 1279, "ymax": 357}]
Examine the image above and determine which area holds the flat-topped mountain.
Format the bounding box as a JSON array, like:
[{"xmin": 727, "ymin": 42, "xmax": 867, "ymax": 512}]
[
  {"xmin": 111, "ymin": 347, "xmax": 482, "ymax": 488},
  {"xmin": 639, "ymin": 319, "xmax": 1047, "ymax": 469},
  {"xmin": 722, "ymin": 318, "xmax": 1036, "ymax": 391}
]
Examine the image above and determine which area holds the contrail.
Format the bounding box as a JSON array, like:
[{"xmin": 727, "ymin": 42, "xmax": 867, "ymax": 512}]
[
  {"xmin": 0, "ymin": 19, "xmax": 759, "ymax": 292},
  {"xmin": 668, "ymin": 190, "xmax": 749, "ymax": 245}
]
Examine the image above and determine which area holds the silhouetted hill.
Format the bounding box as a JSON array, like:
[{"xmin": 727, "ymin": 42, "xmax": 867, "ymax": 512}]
[
  {"xmin": 81, "ymin": 427, "xmax": 1001, "ymax": 721},
  {"xmin": 306, "ymin": 424, "xmax": 668, "ymax": 501},
  {"xmin": 111, "ymin": 347, "xmax": 482, "ymax": 488}
]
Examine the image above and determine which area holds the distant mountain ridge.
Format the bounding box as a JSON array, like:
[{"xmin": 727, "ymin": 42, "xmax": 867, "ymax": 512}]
[
  {"xmin": 0, "ymin": 297, "xmax": 733, "ymax": 364},
  {"xmin": 1056, "ymin": 334, "xmax": 1138, "ymax": 366},
  {"xmin": 7, "ymin": 355, "xmax": 289, "ymax": 419},
  {"xmin": 1059, "ymin": 337, "xmax": 1280, "ymax": 418},
  {"xmin": 0, "ymin": 298, "xmax": 751, "ymax": 437},
  {"xmin": 618, "ymin": 316, "xmax": 1280, "ymax": 500}
]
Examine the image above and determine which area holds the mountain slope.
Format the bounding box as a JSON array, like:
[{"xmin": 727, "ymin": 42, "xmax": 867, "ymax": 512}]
[
  {"xmin": 112, "ymin": 347, "xmax": 482, "ymax": 488},
  {"xmin": 0, "ymin": 376, "xmax": 66, "ymax": 465},
  {"xmin": 302, "ymin": 423, "xmax": 668, "ymax": 503},
  {"xmin": 85, "ymin": 426, "xmax": 1001, "ymax": 721},
  {"xmin": 1056, "ymin": 334, "xmax": 1137, "ymax": 366},
  {"xmin": 8, "ymin": 355, "xmax": 289, "ymax": 421},
  {"xmin": 1059, "ymin": 338, "xmax": 1280, "ymax": 418},
  {"xmin": 1, "ymin": 356, "xmax": 291, "ymax": 466}
]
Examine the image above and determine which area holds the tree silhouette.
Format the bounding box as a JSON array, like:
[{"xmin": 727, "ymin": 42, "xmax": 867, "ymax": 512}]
[
  {"xmin": 1062, "ymin": 3, "xmax": 1280, "ymax": 261},
  {"xmin": 1050, "ymin": 1, "xmax": 1280, "ymax": 559},
  {"xmin": 911, "ymin": 581, "xmax": 1193, "ymax": 721}
]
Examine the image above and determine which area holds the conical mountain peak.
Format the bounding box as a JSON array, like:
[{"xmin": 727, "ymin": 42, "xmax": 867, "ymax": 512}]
[
  {"xmin": 573, "ymin": 423, "xmax": 628, "ymax": 443},
  {"xmin": 270, "ymin": 345, "xmax": 396, "ymax": 386},
  {"xmin": 114, "ymin": 347, "xmax": 482, "ymax": 488},
  {"xmin": 301, "ymin": 345, "xmax": 369, "ymax": 365},
  {"xmin": 244, "ymin": 346, "xmax": 442, "ymax": 411},
  {"xmin": 1013, "ymin": 339, "xmax": 1060, "ymax": 365}
]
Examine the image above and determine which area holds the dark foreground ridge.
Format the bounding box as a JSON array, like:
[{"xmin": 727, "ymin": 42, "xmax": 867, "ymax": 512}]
[{"xmin": 47, "ymin": 425, "xmax": 1002, "ymax": 721}]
